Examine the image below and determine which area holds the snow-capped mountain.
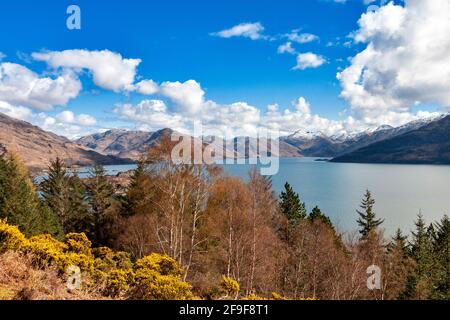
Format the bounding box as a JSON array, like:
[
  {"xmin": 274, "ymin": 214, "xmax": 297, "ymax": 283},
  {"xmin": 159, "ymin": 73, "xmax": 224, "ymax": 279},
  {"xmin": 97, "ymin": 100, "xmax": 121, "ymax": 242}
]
[{"xmin": 280, "ymin": 114, "xmax": 448, "ymax": 158}]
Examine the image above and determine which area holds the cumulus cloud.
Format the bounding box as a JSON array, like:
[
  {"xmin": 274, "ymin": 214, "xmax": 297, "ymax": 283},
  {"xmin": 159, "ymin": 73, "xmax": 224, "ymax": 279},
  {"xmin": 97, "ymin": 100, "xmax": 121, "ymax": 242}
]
[
  {"xmin": 277, "ymin": 42, "xmax": 296, "ymax": 54},
  {"xmin": 132, "ymin": 79, "xmax": 159, "ymax": 95},
  {"xmin": 211, "ymin": 22, "xmax": 266, "ymax": 40},
  {"xmin": 0, "ymin": 52, "xmax": 6, "ymax": 61},
  {"xmin": 285, "ymin": 31, "xmax": 319, "ymax": 44},
  {"xmin": 114, "ymin": 99, "xmax": 186, "ymax": 132},
  {"xmin": 293, "ymin": 53, "xmax": 326, "ymax": 70},
  {"xmin": 338, "ymin": 0, "xmax": 450, "ymax": 125},
  {"xmin": 0, "ymin": 62, "xmax": 81, "ymax": 110},
  {"xmin": 32, "ymin": 49, "xmax": 141, "ymax": 92},
  {"xmin": 293, "ymin": 97, "xmax": 311, "ymax": 114},
  {"xmin": 56, "ymin": 110, "xmax": 97, "ymax": 126},
  {"xmin": 0, "ymin": 101, "xmax": 98, "ymax": 139},
  {"xmin": 160, "ymin": 80, "xmax": 205, "ymax": 114}
]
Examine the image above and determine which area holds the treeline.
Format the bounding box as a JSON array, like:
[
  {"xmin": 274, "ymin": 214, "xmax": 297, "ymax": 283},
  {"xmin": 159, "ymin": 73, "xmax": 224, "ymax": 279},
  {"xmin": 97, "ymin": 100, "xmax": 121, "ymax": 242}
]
[{"xmin": 0, "ymin": 138, "xmax": 449, "ymax": 300}]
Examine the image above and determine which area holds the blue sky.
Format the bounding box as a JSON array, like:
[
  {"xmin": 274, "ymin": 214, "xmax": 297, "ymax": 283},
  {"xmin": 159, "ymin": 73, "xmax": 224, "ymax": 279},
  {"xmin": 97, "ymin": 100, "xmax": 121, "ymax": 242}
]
[{"xmin": 0, "ymin": 0, "xmax": 447, "ymax": 138}]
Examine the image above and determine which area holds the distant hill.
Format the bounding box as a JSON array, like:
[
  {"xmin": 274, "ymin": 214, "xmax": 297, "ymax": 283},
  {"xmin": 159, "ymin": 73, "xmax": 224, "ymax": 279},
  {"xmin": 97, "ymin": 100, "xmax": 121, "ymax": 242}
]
[
  {"xmin": 76, "ymin": 116, "xmax": 445, "ymax": 161},
  {"xmin": 77, "ymin": 129, "xmax": 301, "ymax": 160},
  {"xmin": 332, "ymin": 115, "xmax": 450, "ymax": 164},
  {"xmin": 76, "ymin": 128, "xmax": 177, "ymax": 161},
  {"xmin": 0, "ymin": 113, "xmax": 133, "ymax": 173}
]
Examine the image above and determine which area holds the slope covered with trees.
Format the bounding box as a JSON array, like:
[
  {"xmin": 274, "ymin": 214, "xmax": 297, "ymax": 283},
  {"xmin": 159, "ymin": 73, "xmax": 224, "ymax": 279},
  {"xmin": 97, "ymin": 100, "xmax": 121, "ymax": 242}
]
[{"xmin": 0, "ymin": 136, "xmax": 449, "ymax": 300}]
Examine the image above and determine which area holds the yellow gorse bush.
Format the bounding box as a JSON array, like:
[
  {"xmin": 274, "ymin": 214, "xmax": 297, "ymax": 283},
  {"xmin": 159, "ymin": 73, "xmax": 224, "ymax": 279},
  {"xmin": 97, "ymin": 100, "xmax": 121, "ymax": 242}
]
[
  {"xmin": 220, "ymin": 276, "xmax": 240, "ymax": 297},
  {"xmin": 0, "ymin": 220, "xmax": 195, "ymax": 300},
  {"xmin": 0, "ymin": 219, "xmax": 27, "ymax": 252},
  {"xmin": 131, "ymin": 254, "xmax": 194, "ymax": 300}
]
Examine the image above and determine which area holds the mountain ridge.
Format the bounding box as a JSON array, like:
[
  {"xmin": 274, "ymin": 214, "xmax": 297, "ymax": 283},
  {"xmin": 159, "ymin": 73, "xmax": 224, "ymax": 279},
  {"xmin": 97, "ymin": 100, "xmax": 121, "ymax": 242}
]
[
  {"xmin": 0, "ymin": 113, "xmax": 134, "ymax": 173},
  {"xmin": 331, "ymin": 115, "xmax": 450, "ymax": 164}
]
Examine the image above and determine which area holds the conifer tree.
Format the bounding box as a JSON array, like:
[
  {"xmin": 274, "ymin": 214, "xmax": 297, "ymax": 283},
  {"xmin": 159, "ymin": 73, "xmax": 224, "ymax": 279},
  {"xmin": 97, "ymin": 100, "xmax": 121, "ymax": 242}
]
[
  {"xmin": 0, "ymin": 152, "xmax": 62, "ymax": 237},
  {"xmin": 86, "ymin": 165, "xmax": 118, "ymax": 246},
  {"xmin": 356, "ymin": 190, "xmax": 384, "ymax": 238},
  {"xmin": 389, "ymin": 228, "xmax": 408, "ymax": 255},
  {"xmin": 309, "ymin": 206, "xmax": 334, "ymax": 229},
  {"xmin": 67, "ymin": 174, "xmax": 90, "ymax": 233},
  {"xmin": 280, "ymin": 182, "xmax": 306, "ymax": 225},
  {"xmin": 405, "ymin": 214, "xmax": 434, "ymax": 299},
  {"xmin": 123, "ymin": 159, "xmax": 154, "ymax": 217},
  {"xmin": 40, "ymin": 158, "xmax": 72, "ymax": 232},
  {"xmin": 432, "ymin": 215, "xmax": 450, "ymax": 299}
]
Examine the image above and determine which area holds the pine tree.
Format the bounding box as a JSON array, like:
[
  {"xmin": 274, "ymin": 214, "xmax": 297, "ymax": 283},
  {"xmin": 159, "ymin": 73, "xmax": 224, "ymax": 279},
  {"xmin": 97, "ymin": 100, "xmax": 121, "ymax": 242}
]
[
  {"xmin": 356, "ymin": 190, "xmax": 384, "ymax": 238},
  {"xmin": 432, "ymin": 215, "xmax": 450, "ymax": 299},
  {"xmin": 385, "ymin": 228, "xmax": 413, "ymax": 300},
  {"xmin": 405, "ymin": 214, "xmax": 434, "ymax": 299},
  {"xmin": 389, "ymin": 228, "xmax": 408, "ymax": 255},
  {"xmin": 123, "ymin": 159, "xmax": 154, "ymax": 217},
  {"xmin": 86, "ymin": 165, "xmax": 118, "ymax": 247},
  {"xmin": 0, "ymin": 152, "xmax": 62, "ymax": 237},
  {"xmin": 280, "ymin": 182, "xmax": 306, "ymax": 225},
  {"xmin": 309, "ymin": 206, "xmax": 334, "ymax": 229},
  {"xmin": 67, "ymin": 174, "xmax": 90, "ymax": 233},
  {"xmin": 40, "ymin": 158, "xmax": 72, "ymax": 232}
]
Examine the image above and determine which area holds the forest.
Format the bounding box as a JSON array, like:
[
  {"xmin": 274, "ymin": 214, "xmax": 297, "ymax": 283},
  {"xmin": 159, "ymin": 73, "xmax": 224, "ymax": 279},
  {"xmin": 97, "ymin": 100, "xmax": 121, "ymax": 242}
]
[{"xmin": 0, "ymin": 136, "xmax": 449, "ymax": 300}]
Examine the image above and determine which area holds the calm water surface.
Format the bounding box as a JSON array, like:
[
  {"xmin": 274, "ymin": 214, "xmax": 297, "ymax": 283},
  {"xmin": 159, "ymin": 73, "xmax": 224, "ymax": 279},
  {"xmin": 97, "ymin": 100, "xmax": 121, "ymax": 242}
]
[{"xmin": 75, "ymin": 158, "xmax": 450, "ymax": 236}]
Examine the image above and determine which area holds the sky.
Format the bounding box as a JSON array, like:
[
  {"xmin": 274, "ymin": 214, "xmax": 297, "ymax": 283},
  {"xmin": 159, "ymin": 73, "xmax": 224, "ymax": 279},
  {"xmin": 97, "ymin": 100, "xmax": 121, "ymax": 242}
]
[{"xmin": 0, "ymin": 0, "xmax": 449, "ymax": 139}]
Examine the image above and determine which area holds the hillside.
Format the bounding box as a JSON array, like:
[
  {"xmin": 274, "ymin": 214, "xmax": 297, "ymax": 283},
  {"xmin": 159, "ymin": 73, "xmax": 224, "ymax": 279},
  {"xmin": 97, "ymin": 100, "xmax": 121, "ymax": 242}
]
[
  {"xmin": 0, "ymin": 113, "xmax": 133, "ymax": 172},
  {"xmin": 332, "ymin": 115, "xmax": 450, "ymax": 164}
]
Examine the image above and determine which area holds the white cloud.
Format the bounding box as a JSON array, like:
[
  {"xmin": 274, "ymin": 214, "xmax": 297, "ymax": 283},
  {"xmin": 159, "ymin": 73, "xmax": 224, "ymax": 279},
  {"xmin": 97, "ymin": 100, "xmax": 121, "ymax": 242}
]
[
  {"xmin": 0, "ymin": 52, "xmax": 6, "ymax": 61},
  {"xmin": 293, "ymin": 97, "xmax": 311, "ymax": 114},
  {"xmin": 0, "ymin": 101, "xmax": 97, "ymax": 139},
  {"xmin": 293, "ymin": 53, "xmax": 326, "ymax": 70},
  {"xmin": 277, "ymin": 42, "xmax": 296, "ymax": 54},
  {"xmin": 211, "ymin": 22, "xmax": 266, "ymax": 40},
  {"xmin": 338, "ymin": 0, "xmax": 450, "ymax": 125},
  {"xmin": 132, "ymin": 79, "xmax": 159, "ymax": 95},
  {"xmin": 0, "ymin": 100, "xmax": 34, "ymax": 120},
  {"xmin": 286, "ymin": 31, "xmax": 319, "ymax": 44},
  {"xmin": 114, "ymin": 99, "xmax": 186, "ymax": 132},
  {"xmin": 32, "ymin": 49, "xmax": 141, "ymax": 92},
  {"xmin": 56, "ymin": 110, "xmax": 97, "ymax": 126},
  {"xmin": 0, "ymin": 62, "xmax": 81, "ymax": 110},
  {"xmin": 160, "ymin": 80, "xmax": 205, "ymax": 114}
]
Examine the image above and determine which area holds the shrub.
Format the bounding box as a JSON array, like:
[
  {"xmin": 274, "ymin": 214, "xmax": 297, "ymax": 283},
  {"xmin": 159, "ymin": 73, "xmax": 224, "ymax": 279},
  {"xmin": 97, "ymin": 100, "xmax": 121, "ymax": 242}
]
[
  {"xmin": 93, "ymin": 247, "xmax": 133, "ymax": 272},
  {"xmin": 0, "ymin": 220, "xmax": 28, "ymax": 252},
  {"xmin": 130, "ymin": 254, "xmax": 194, "ymax": 300},
  {"xmin": 104, "ymin": 269, "xmax": 134, "ymax": 298},
  {"xmin": 220, "ymin": 276, "xmax": 240, "ymax": 298},
  {"xmin": 24, "ymin": 234, "xmax": 67, "ymax": 268},
  {"xmin": 135, "ymin": 253, "xmax": 183, "ymax": 277},
  {"xmin": 65, "ymin": 233, "xmax": 92, "ymax": 256}
]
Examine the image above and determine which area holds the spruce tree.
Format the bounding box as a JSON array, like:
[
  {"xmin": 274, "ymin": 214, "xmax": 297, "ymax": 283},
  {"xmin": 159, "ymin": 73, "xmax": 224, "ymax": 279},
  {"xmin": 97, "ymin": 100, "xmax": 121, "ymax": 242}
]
[
  {"xmin": 390, "ymin": 228, "xmax": 408, "ymax": 255},
  {"xmin": 279, "ymin": 182, "xmax": 307, "ymax": 225},
  {"xmin": 86, "ymin": 165, "xmax": 118, "ymax": 247},
  {"xmin": 123, "ymin": 159, "xmax": 154, "ymax": 217},
  {"xmin": 67, "ymin": 174, "xmax": 90, "ymax": 233},
  {"xmin": 40, "ymin": 158, "xmax": 72, "ymax": 232},
  {"xmin": 407, "ymin": 214, "xmax": 434, "ymax": 299},
  {"xmin": 356, "ymin": 190, "xmax": 384, "ymax": 238},
  {"xmin": 432, "ymin": 215, "xmax": 450, "ymax": 299},
  {"xmin": 0, "ymin": 152, "xmax": 62, "ymax": 237},
  {"xmin": 309, "ymin": 206, "xmax": 334, "ymax": 229}
]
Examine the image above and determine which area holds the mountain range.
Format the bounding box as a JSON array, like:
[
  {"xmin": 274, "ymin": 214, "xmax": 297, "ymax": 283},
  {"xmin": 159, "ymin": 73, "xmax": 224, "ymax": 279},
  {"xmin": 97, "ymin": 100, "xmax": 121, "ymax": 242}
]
[
  {"xmin": 76, "ymin": 115, "xmax": 447, "ymax": 161},
  {"xmin": 1, "ymin": 111, "xmax": 449, "ymax": 171},
  {"xmin": 332, "ymin": 114, "xmax": 450, "ymax": 164},
  {"xmin": 0, "ymin": 113, "xmax": 132, "ymax": 173}
]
